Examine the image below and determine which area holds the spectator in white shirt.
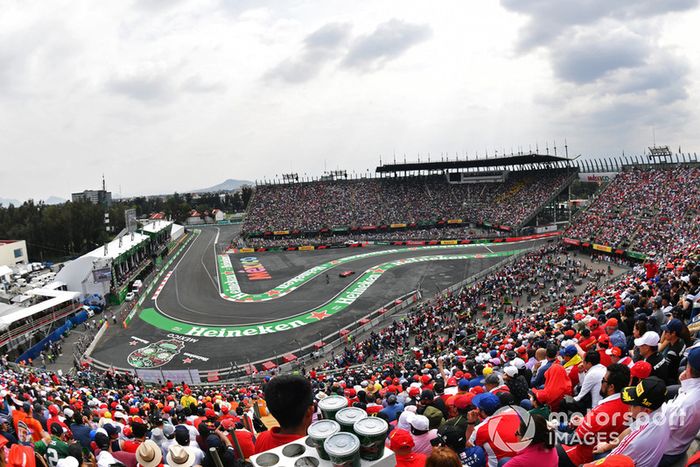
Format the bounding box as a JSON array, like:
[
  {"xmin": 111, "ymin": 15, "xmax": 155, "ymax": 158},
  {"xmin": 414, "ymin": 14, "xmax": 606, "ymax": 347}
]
[
  {"xmin": 595, "ymin": 376, "xmax": 669, "ymax": 467},
  {"xmin": 658, "ymin": 347, "xmax": 700, "ymax": 466},
  {"xmin": 562, "ymin": 350, "xmax": 606, "ymax": 413}
]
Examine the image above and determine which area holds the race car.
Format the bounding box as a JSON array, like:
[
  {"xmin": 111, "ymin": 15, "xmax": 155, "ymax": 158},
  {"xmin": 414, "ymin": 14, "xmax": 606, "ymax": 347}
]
[{"xmin": 339, "ymin": 270, "xmax": 355, "ymax": 278}]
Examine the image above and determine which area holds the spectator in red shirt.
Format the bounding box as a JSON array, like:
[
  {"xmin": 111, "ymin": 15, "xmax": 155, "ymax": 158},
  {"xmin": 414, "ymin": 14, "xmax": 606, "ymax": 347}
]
[
  {"xmin": 254, "ymin": 375, "xmax": 314, "ymax": 454},
  {"xmin": 558, "ymin": 364, "xmax": 631, "ymax": 466},
  {"xmin": 390, "ymin": 429, "xmax": 426, "ymax": 467}
]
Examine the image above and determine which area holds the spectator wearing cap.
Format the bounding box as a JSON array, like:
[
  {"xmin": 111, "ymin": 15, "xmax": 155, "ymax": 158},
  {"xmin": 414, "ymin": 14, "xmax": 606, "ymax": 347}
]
[
  {"xmin": 202, "ymin": 431, "xmax": 238, "ymax": 467},
  {"xmin": 558, "ymin": 364, "xmax": 631, "ymax": 466},
  {"xmin": 605, "ymin": 347, "xmax": 633, "ymax": 369},
  {"xmin": 409, "ymin": 414, "xmax": 437, "ymax": 455},
  {"xmin": 560, "ymin": 345, "xmax": 582, "ymax": 389},
  {"xmin": 254, "ymin": 375, "xmax": 314, "ymax": 454},
  {"xmin": 604, "ymin": 318, "xmax": 627, "ymax": 352},
  {"xmin": 634, "ymin": 331, "xmax": 669, "ymax": 382},
  {"xmin": 503, "ymin": 366, "xmax": 528, "ymax": 405},
  {"xmin": 578, "ymin": 328, "xmax": 596, "ymax": 352},
  {"xmin": 417, "ymin": 390, "xmax": 446, "ymax": 430},
  {"xmin": 220, "ymin": 417, "xmax": 255, "ymax": 459},
  {"xmin": 35, "ymin": 423, "xmax": 70, "ymax": 463},
  {"xmin": 466, "ymin": 392, "xmax": 519, "ymax": 466},
  {"xmin": 443, "ymin": 394, "xmax": 474, "ymax": 434},
  {"xmin": 484, "ymin": 374, "xmax": 509, "ymax": 397},
  {"xmin": 122, "ymin": 417, "xmax": 148, "ymax": 453},
  {"xmin": 158, "ymin": 424, "xmax": 176, "ymax": 461},
  {"xmin": 656, "ymin": 346, "xmax": 700, "ymax": 466},
  {"xmin": 0, "ymin": 416, "xmax": 18, "ymax": 447},
  {"xmin": 595, "ymin": 334, "xmax": 613, "ymax": 368},
  {"xmin": 95, "ymin": 432, "xmax": 120, "ymax": 467},
  {"xmin": 379, "ymin": 394, "xmax": 404, "ymax": 423},
  {"xmin": 629, "ymin": 361, "xmax": 652, "ymax": 386},
  {"xmin": 659, "ymin": 318, "xmax": 688, "ymax": 385},
  {"xmin": 432, "ymin": 424, "xmax": 485, "ymax": 467},
  {"xmin": 588, "ymin": 319, "xmax": 604, "ymax": 341},
  {"xmin": 46, "ymin": 404, "xmax": 69, "ymax": 436},
  {"xmin": 389, "ymin": 428, "xmax": 427, "ymax": 467},
  {"xmin": 173, "ymin": 425, "xmax": 204, "ymax": 465},
  {"xmin": 596, "ymin": 377, "xmax": 669, "ymax": 467}
]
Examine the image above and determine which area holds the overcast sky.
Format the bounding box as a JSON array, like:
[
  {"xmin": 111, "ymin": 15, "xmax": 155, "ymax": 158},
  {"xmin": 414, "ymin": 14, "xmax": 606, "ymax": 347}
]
[{"xmin": 1, "ymin": 0, "xmax": 699, "ymax": 201}]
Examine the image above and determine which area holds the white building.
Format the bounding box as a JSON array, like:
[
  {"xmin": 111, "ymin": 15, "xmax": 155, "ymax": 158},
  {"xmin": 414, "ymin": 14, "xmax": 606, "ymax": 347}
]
[{"xmin": 0, "ymin": 240, "xmax": 28, "ymax": 267}]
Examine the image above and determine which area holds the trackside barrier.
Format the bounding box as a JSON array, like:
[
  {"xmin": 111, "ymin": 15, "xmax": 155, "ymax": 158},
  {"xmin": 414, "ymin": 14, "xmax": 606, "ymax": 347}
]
[
  {"xmin": 562, "ymin": 237, "xmax": 647, "ymax": 261},
  {"xmin": 232, "ymin": 231, "xmax": 561, "ymax": 253}
]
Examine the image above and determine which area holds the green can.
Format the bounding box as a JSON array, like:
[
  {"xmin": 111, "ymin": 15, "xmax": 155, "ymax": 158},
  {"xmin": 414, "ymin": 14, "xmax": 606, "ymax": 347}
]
[
  {"xmin": 353, "ymin": 417, "xmax": 388, "ymax": 461},
  {"xmin": 317, "ymin": 395, "xmax": 348, "ymax": 421},
  {"xmin": 306, "ymin": 420, "xmax": 340, "ymax": 460},
  {"xmin": 334, "ymin": 407, "xmax": 367, "ymax": 433},
  {"xmin": 323, "ymin": 432, "xmax": 361, "ymax": 467}
]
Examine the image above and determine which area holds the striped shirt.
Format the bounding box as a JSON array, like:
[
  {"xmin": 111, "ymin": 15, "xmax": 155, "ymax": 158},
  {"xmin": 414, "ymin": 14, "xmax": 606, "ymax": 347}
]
[{"xmin": 610, "ymin": 411, "xmax": 670, "ymax": 467}]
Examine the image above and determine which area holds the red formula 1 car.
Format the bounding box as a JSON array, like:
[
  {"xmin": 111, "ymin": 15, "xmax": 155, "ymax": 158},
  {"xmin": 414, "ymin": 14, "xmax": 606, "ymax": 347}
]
[{"xmin": 339, "ymin": 270, "xmax": 355, "ymax": 278}]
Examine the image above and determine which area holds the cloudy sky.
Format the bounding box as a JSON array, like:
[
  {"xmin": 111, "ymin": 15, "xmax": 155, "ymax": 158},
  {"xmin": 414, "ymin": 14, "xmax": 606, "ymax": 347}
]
[{"xmin": 1, "ymin": 0, "xmax": 699, "ymax": 201}]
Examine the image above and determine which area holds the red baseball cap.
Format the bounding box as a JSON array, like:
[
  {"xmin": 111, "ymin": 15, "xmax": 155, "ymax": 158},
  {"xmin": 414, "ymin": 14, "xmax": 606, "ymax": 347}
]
[
  {"xmin": 605, "ymin": 318, "xmax": 618, "ymax": 328},
  {"xmin": 389, "ymin": 429, "xmax": 414, "ymax": 450},
  {"xmin": 453, "ymin": 393, "xmax": 475, "ymax": 410},
  {"xmin": 630, "ymin": 361, "xmax": 652, "ymax": 380},
  {"xmin": 408, "ymin": 387, "xmax": 420, "ymax": 398},
  {"xmin": 605, "ymin": 347, "xmax": 622, "ymax": 358},
  {"xmin": 588, "ymin": 319, "xmax": 599, "ymax": 328}
]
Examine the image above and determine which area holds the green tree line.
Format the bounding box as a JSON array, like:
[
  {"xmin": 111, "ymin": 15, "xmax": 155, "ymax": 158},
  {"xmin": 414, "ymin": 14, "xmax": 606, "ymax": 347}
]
[{"xmin": 0, "ymin": 187, "xmax": 253, "ymax": 262}]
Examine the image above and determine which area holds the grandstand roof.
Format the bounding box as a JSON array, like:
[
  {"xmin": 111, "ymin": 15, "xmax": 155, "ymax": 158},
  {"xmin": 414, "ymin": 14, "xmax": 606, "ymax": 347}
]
[{"xmin": 375, "ymin": 153, "xmax": 573, "ymax": 173}]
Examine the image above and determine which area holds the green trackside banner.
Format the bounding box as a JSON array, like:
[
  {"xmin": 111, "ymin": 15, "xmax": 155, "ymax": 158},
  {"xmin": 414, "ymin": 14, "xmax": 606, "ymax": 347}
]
[
  {"xmin": 140, "ymin": 249, "xmax": 524, "ymax": 337},
  {"xmin": 218, "ymin": 243, "xmax": 515, "ymax": 302}
]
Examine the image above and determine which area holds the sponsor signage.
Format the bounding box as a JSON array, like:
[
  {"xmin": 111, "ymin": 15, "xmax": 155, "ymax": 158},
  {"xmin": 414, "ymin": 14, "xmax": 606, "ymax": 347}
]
[
  {"xmin": 563, "ymin": 238, "xmax": 581, "ymax": 246},
  {"xmin": 390, "ymin": 223, "xmax": 407, "ymax": 228},
  {"xmin": 440, "ymin": 240, "xmax": 458, "ymax": 245},
  {"xmin": 447, "ymin": 219, "xmax": 463, "ymax": 224},
  {"xmin": 273, "ymin": 230, "xmax": 290, "ymax": 235},
  {"xmin": 298, "ymin": 245, "xmax": 315, "ymax": 251},
  {"xmin": 578, "ymin": 172, "xmax": 618, "ymax": 183},
  {"xmin": 592, "ymin": 244, "xmax": 613, "ymax": 253}
]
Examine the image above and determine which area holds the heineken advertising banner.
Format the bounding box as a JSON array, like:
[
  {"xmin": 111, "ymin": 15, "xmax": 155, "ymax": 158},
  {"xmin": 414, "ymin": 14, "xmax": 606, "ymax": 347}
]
[{"xmin": 141, "ymin": 249, "xmax": 524, "ymax": 337}]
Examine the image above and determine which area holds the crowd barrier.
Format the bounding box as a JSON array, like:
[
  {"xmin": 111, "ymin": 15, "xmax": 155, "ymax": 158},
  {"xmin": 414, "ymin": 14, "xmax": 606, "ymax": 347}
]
[
  {"xmin": 232, "ymin": 231, "xmax": 560, "ymax": 253},
  {"xmin": 16, "ymin": 310, "xmax": 89, "ymax": 364},
  {"xmin": 245, "ymin": 219, "xmax": 515, "ymax": 240},
  {"xmin": 562, "ymin": 237, "xmax": 647, "ymax": 261}
]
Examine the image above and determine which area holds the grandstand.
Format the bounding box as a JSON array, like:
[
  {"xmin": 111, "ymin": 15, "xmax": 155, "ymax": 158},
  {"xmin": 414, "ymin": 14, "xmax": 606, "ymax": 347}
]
[{"xmin": 243, "ymin": 155, "xmax": 578, "ymax": 243}]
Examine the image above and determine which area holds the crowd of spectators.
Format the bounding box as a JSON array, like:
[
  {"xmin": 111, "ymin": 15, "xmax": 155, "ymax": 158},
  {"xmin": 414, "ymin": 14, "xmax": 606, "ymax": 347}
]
[
  {"xmin": 242, "ymin": 227, "xmax": 501, "ymax": 249},
  {"xmin": 243, "ymin": 170, "xmax": 571, "ymax": 235},
  {"xmin": 565, "ymin": 167, "xmax": 700, "ymax": 257},
  {"xmin": 3, "ymin": 235, "xmax": 699, "ymax": 467}
]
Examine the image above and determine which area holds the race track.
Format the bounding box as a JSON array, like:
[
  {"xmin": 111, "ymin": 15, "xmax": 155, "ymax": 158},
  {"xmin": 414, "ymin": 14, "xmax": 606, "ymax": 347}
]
[{"xmin": 91, "ymin": 225, "xmax": 547, "ymax": 372}]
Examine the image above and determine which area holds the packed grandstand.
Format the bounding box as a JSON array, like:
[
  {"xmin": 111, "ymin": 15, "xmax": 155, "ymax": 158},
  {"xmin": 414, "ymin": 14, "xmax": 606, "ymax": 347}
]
[{"xmin": 3, "ymin": 161, "xmax": 700, "ymax": 467}]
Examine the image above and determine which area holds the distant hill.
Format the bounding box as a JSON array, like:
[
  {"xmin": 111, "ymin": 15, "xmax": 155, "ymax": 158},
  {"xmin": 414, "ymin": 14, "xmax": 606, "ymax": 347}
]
[
  {"xmin": 192, "ymin": 179, "xmax": 252, "ymax": 193},
  {"xmin": 44, "ymin": 196, "xmax": 67, "ymax": 205},
  {"xmin": 0, "ymin": 197, "xmax": 20, "ymax": 207}
]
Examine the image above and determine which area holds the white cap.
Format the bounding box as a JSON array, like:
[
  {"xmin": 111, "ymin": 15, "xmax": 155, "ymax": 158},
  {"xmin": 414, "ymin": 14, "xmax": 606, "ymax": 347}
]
[
  {"xmin": 511, "ymin": 358, "xmax": 525, "ymax": 369},
  {"xmin": 503, "ymin": 366, "xmax": 519, "ymax": 378},
  {"xmin": 409, "ymin": 414, "xmax": 429, "ymax": 432},
  {"xmin": 63, "ymin": 408, "xmax": 74, "ymax": 418},
  {"xmin": 113, "ymin": 411, "xmax": 126, "ymax": 420},
  {"xmin": 634, "ymin": 331, "xmax": 660, "ymax": 347}
]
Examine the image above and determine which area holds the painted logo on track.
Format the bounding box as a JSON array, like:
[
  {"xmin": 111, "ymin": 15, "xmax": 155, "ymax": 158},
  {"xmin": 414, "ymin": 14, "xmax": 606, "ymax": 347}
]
[
  {"xmin": 239, "ymin": 256, "xmax": 271, "ymax": 281},
  {"xmin": 127, "ymin": 339, "xmax": 185, "ymax": 368}
]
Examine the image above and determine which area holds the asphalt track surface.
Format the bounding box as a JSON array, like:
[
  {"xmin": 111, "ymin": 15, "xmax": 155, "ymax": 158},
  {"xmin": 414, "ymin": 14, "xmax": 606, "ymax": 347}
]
[{"xmin": 92, "ymin": 225, "xmax": 549, "ymax": 371}]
